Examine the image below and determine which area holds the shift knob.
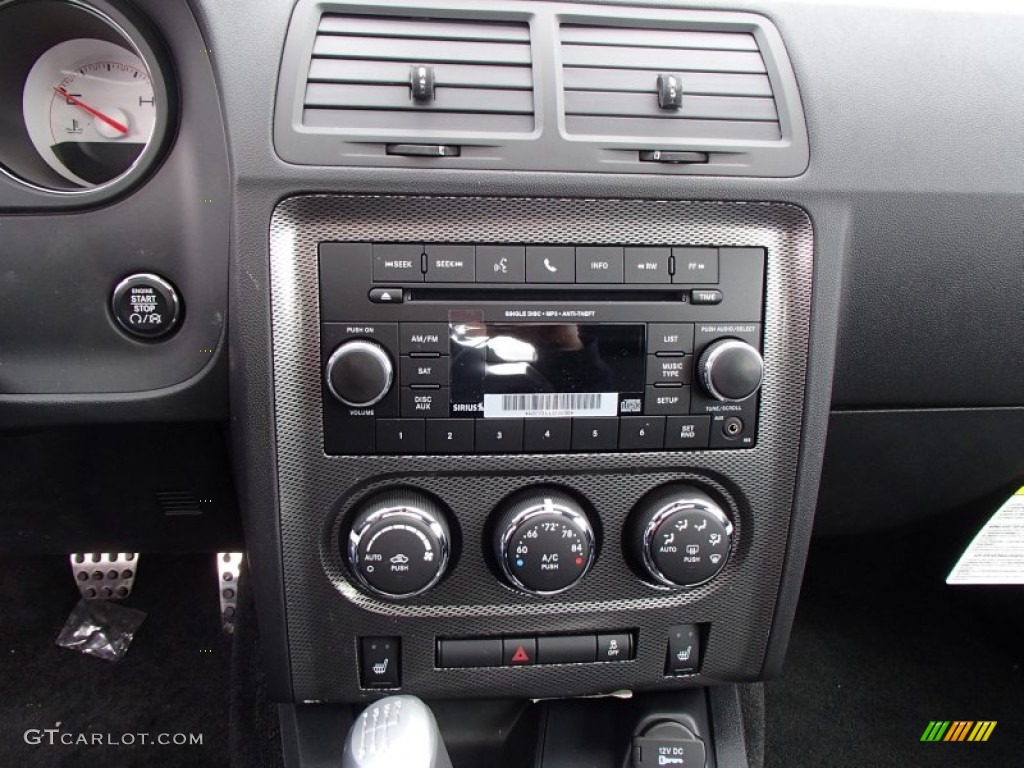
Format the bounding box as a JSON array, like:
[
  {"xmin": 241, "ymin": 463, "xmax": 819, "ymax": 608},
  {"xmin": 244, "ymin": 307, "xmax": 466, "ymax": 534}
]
[{"xmin": 342, "ymin": 696, "xmax": 453, "ymax": 768}]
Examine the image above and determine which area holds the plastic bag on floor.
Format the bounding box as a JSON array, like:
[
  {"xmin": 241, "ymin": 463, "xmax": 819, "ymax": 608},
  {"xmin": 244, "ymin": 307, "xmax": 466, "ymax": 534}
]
[{"xmin": 56, "ymin": 598, "xmax": 146, "ymax": 662}]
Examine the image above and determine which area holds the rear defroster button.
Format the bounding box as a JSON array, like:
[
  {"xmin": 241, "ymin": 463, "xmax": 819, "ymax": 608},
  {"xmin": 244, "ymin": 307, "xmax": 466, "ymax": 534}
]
[{"xmin": 111, "ymin": 273, "xmax": 181, "ymax": 340}]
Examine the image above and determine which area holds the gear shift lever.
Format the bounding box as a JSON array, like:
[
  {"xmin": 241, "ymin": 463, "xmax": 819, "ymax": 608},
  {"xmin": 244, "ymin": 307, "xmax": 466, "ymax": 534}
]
[{"xmin": 341, "ymin": 695, "xmax": 453, "ymax": 768}]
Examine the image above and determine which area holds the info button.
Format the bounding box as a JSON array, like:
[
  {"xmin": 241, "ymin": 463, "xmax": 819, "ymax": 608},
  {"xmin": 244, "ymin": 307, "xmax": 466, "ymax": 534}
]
[{"xmin": 576, "ymin": 247, "xmax": 623, "ymax": 283}]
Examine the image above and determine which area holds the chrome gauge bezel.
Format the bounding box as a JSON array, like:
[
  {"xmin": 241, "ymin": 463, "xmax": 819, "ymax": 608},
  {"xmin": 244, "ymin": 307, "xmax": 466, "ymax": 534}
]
[{"xmin": 0, "ymin": 0, "xmax": 175, "ymax": 199}]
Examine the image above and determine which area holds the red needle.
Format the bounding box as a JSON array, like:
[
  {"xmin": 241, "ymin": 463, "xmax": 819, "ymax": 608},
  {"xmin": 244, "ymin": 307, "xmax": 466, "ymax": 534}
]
[{"xmin": 53, "ymin": 86, "xmax": 128, "ymax": 135}]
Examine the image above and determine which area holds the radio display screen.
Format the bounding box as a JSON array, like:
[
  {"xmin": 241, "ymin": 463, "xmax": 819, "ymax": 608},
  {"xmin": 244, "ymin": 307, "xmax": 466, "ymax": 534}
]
[{"xmin": 449, "ymin": 323, "xmax": 645, "ymax": 418}]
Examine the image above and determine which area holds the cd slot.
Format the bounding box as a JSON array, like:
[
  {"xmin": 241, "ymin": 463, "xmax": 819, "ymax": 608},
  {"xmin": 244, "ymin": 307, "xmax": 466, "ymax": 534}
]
[{"xmin": 406, "ymin": 287, "xmax": 686, "ymax": 303}]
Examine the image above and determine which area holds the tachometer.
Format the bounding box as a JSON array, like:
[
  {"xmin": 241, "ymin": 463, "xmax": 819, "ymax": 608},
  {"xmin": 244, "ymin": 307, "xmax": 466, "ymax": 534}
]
[{"xmin": 23, "ymin": 39, "xmax": 157, "ymax": 188}]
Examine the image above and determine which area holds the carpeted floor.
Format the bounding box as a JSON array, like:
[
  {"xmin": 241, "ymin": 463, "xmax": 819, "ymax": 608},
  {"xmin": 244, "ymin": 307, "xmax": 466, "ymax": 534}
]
[
  {"xmin": 765, "ymin": 515, "xmax": 1024, "ymax": 768},
  {"xmin": 0, "ymin": 554, "xmax": 231, "ymax": 767}
]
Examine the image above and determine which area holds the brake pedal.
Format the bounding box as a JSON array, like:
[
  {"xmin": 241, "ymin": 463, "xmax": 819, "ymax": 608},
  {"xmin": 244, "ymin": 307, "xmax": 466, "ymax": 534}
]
[
  {"xmin": 218, "ymin": 552, "xmax": 244, "ymax": 634},
  {"xmin": 70, "ymin": 553, "xmax": 139, "ymax": 600}
]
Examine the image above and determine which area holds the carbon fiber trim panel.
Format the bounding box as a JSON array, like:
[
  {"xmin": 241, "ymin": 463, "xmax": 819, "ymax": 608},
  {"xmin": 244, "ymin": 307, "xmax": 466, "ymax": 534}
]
[{"xmin": 269, "ymin": 196, "xmax": 812, "ymax": 702}]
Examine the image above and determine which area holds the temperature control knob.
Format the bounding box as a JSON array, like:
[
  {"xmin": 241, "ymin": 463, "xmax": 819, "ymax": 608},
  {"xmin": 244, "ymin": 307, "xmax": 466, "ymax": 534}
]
[
  {"xmin": 630, "ymin": 485, "xmax": 733, "ymax": 588},
  {"xmin": 697, "ymin": 339, "xmax": 763, "ymax": 402},
  {"xmin": 494, "ymin": 489, "xmax": 595, "ymax": 595},
  {"xmin": 346, "ymin": 490, "xmax": 450, "ymax": 599},
  {"xmin": 325, "ymin": 340, "xmax": 394, "ymax": 408}
]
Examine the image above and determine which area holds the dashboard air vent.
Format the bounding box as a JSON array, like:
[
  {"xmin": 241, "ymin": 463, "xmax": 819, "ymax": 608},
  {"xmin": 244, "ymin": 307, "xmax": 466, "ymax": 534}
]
[
  {"xmin": 302, "ymin": 14, "xmax": 535, "ymax": 136},
  {"xmin": 559, "ymin": 24, "xmax": 781, "ymax": 142}
]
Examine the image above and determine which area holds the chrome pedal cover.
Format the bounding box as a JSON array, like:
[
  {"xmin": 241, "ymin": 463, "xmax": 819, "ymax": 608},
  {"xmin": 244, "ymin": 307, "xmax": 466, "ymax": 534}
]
[
  {"xmin": 70, "ymin": 553, "xmax": 139, "ymax": 600},
  {"xmin": 218, "ymin": 552, "xmax": 244, "ymax": 634}
]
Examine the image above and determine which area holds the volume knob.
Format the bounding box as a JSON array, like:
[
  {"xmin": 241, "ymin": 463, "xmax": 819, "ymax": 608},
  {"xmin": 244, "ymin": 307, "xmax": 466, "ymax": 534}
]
[
  {"xmin": 697, "ymin": 339, "xmax": 763, "ymax": 402},
  {"xmin": 325, "ymin": 340, "xmax": 394, "ymax": 408}
]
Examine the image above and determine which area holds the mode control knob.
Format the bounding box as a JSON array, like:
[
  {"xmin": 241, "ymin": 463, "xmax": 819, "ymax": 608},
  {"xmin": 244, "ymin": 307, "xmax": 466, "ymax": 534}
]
[
  {"xmin": 494, "ymin": 489, "xmax": 595, "ymax": 596},
  {"xmin": 325, "ymin": 340, "xmax": 394, "ymax": 408},
  {"xmin": 346, "ymin": 490, "xmax": 451, "ymax": 599},
  {"xmin": 631, "ymin": 485, "xmax": 733, "ymax": 588},
  {"xmin": 697, "ymin": 339, "xmax": 763, "ymax": 402}
]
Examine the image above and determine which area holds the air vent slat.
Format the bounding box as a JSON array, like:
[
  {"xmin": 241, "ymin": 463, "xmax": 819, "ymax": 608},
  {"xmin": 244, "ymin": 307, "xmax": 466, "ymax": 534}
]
[
  {"xmin": 561, "ymin": 45, "xmax": 766, "ymax": 74},
  {"xmin": 559, "ymin": 23, "xmax": 780, "ymax": 142},
  {"xmin": 308, "ymin": 60, "xmax": 533, "ymax": 89},
  {"xmin": 319, "ymin": 15, "xmax": 530, "ymax": 42},
  {"xmin": 565, "ymin": 115, "xmax": 781, "ymax": 142},
  {"xmin": 301, "ymin": 14, "xmax": 535, "ymax": 138},
  {"xmin": 563, "ymin": 68, "xmax": 772, "ymax": 98},
  {"xmin": 305, "ymin": 83, "xmax": 534, "ymax": 114},
  {"xmin": 304, "ymin": 108, "xmax": 535, "ymax": 134},
  {"xmin": 560, "ymin": 25, "xmax": 758, "ymax": 52},
  {"xmin": 312, "ymin": 35, "xmax": 532, "ymax": 65},
  {"xmin": 564, "ymin": 91, "xmax": 777, "ymax": 122}
]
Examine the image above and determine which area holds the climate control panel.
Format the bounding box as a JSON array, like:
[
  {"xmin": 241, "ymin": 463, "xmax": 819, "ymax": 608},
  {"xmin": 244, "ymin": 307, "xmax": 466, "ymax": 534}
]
[{"xmin": 341, "ymin": 483, "xmax": 733, "ymax": 601}]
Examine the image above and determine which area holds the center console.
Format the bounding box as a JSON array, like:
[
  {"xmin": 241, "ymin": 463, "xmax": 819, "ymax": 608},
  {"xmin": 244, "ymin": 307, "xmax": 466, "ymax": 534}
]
[{"xmin": 268, "ymin": 195, "xmax": 813, "ymax": 705}]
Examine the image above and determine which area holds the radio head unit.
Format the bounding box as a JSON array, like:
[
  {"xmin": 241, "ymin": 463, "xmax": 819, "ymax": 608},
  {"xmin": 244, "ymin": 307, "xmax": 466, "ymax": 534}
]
[{"xmin": 319, "ymin": 243, "xmax": 765, "ymax": 456}]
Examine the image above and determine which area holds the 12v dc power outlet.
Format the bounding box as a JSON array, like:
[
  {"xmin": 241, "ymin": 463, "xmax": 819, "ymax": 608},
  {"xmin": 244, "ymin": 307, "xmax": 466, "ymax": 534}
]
[
  {"xmin": 111, "ymin": 273, "xmax": 182, "ymax": 340},
  {"xmin": 632, "ymin": 720, "xmax": 706, "ymax": 767}
]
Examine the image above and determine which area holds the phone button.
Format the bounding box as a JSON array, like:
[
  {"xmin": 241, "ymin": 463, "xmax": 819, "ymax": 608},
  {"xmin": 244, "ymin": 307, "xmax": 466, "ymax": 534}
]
[{"xmin": 526, "ymin": 246, "xmax": 575, "ymax": 283}]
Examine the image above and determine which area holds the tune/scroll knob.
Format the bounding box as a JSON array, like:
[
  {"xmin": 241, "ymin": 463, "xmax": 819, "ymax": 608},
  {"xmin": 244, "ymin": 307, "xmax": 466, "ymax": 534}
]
[
  {"xmin": 346, "ymin": 490, "xmax": 451, "ymax": 599},
  {"xmin": 697, "ymin": 339, "xmax": 763, "ymax": 402},
  {"xmin": 630, "ymin": 485, "xmax": 733, "ymax": 588},
  {"xmin": 325, "ymin": 340, "xmax": 394, "ymax": 407},
  {"xmin": 494, "ymin": 489, "xmax": 595, "ymax": 596}
]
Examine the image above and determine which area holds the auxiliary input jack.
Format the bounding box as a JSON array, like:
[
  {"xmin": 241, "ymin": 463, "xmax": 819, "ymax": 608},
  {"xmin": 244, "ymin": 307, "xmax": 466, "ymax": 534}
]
[{"xmin": 722, "ymin": 417, "xmax": 744, "ymax": 439}]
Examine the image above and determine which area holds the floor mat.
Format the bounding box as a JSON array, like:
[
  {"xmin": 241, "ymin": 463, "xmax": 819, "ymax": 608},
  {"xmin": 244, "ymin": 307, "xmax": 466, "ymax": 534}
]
[
  {"xmin": 0, "ymin": 554, "xmax": 231, "ymax": 767},
  {"xmin": 766, "ymin": 515, "xmax": 1024, "ymax": 768}
]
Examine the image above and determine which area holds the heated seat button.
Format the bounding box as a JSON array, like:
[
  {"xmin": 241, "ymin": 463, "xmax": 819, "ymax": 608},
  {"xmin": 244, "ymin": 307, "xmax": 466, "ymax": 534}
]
[
  {"xmin": 502, "ymin": 637, "xmax": 537, "ymax": 666},
  {"xmin": 666, "ymin": 625, "xmax": 700, "ymax": 675},
  {"xmin": 438, "ymin": 638, "xmax": 502, "ymax": 668},
  {"xmin": 597, "ymin": 633, "xmax": 633, "ymax": 662},
  {"xmin": 537, "ymin": 635, "xmax": 597, "ymax": 664},
  {"xmin": 111, "ymin": 273, "xmax": 182, "ymax": 340},
  {"xmin": 360, "ymin": 636, "xmax": 401, "ymax": 688}
]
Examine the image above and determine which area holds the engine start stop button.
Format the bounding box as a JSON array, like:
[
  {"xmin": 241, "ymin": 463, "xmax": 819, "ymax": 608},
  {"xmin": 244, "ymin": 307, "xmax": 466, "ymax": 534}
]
[{"xmin": 110, "ymin": 272, "xmax": 182, "ymax": 340}]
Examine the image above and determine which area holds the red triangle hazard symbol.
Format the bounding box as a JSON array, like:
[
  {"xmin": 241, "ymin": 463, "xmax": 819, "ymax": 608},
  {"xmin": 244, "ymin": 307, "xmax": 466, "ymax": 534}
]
[{"xmin": 511, "ymin": 645, "xmax": 530, "ymax": 663}]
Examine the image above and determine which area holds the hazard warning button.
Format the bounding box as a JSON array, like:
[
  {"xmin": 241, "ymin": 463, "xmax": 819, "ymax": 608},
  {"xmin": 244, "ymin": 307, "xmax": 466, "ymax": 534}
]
[{"xmin": 502, "ymin": 637, "xmax": 537, "ymax": 666}]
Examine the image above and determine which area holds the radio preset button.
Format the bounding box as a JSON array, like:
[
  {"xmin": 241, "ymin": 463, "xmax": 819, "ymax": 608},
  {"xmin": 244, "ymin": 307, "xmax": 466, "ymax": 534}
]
[
  {"xmin": 576, "ymin": 247, "xmax": 624, "ymax": 284},
  {"xmin": 664, "ymin": 416, "xmax": 711, "ymax": 449},
  {"xmin": 645, "ymin": 386, "xmax": 690, "ymax": 416},
  {"xmin": 523, "ymin": 419, "xmax": 571, "ymax": 452},
  {"xmin": 648, "ymin": 323, "xmax": 694, "ymax": 355},
  {"xmin": 647, "ymin": 356, "xmax": 692, "ymax": 385},
  {"xmin": 376, "ymin": 419, "xmax": 426, "ymax": 454},
  {"xmin": 475, "ymin": 419, "xmax": 524, "ymax": 453},
  {"xmin": 401, "ymin": 356, "xmax": 449, "ymax": 386},
  {"xmin": 619, "ymin": 417, "xmax": 666, "ymax": 451},
  {"xmin": 400, "ymin": 323, "xmax": 449, "ymax": 355},
  {"xmin": 625, "ymin": 248, "xmax": 671, "ymax": 283},
  {"xmin": 476, "ymin": 246, "xmax": 525, "ymax": 283},
  {"xmin": 401, "ymin": 387, "xmax": 449, "ymax": 418},
  {"xmin": 572, "ymin": 418, "xmax": 619, "ymax": 451},
  {"xmin": 425, "ymin": 419, "xmax": 474, "ymax": 453},
  {"xmin": 373, "ymin": 244, "xmax": 424, "ymax": 282},
  {"xmin": 526, "ymin": 246, "xmax": 575, "ymax": 283},
  {"xmin": 672, "ymin": 247, "xmax": 719, "ymax": 284},
  {"xmin": 425, "ymin": 245, "xmax": 475, "ymax": 282}
]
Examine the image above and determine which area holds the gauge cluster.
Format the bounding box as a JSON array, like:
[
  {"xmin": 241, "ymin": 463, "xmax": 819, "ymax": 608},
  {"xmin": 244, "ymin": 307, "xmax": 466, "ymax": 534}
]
[{"xmin": 0, "ymin": 0, "xmax": 174, "ymax": 200}]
